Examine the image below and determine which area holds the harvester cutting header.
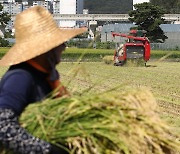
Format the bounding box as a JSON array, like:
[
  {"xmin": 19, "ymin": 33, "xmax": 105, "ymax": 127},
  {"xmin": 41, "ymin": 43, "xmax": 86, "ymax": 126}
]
[{"xmin": 112, "ymin": 30, "xmax": 151, "ymax": 66}]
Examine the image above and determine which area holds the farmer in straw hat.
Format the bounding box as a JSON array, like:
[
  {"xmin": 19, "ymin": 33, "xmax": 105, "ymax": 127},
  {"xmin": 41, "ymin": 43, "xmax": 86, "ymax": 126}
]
[{"xmin": 0, "ymin": 6, "xmax": 87, "ymax": 154}]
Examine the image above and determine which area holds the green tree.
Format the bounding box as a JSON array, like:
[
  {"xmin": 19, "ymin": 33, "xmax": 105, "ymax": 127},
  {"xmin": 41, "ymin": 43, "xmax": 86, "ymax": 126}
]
[
  {"xmin": 0, "ymin": 3, "xmax": 11, "ymax": 46},
  {"xmin": 151, "ymin": 0, "xmax": 180, "ymax": 13},
  {"xmin": 0, "ymin": 37, "xmax": 9, "ymax": 47},
  {"xmin": 0, "ymin": 4, "xmax": 11, "ymax": 32},
  {"xmin": 128, "ymin": 2, "xmax": 168, "ymax": 43}
]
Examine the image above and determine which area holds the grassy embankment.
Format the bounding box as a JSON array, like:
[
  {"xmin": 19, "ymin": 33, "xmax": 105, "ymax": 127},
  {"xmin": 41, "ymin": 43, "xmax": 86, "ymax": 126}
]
[
  {"xmin": 62, "ymin": 48, "xmax": 180, "ymax": 61},
  {"xmin": 1, "ymin": 47, "xmax": 180, "ymax": 62}
]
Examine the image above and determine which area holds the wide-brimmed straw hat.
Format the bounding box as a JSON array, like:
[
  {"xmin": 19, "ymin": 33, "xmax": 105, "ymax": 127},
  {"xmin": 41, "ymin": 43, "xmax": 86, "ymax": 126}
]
[{"xmin": 0, "ymin": 6, "xmax": 87, "ymax": 66}]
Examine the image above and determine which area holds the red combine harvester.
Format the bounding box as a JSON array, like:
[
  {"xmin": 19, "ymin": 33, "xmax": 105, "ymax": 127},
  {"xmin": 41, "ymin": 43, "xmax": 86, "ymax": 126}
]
[{"xmin": 112, "ymin": 30, "xmax": 151, "ymax": 66}]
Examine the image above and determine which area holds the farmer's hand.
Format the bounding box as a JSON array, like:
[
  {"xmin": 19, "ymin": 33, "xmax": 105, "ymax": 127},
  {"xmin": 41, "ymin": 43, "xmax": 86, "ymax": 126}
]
[
  {"xmin": 50, "ymin": 144, "xmax": 69, "ymax": 154},
  {"xmin": 58, "ymin": 85, "xmax": 71, "ymax": 97}
]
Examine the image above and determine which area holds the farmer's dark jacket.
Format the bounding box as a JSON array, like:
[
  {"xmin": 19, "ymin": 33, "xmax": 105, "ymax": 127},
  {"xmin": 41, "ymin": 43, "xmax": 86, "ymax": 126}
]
[
  {"xmin": 0, "ymin": 62, "xmax": 69, "ymax": 154},
  {"xmin": 0, "ymin": 62, "xmax": 52, "ymax": 116}
]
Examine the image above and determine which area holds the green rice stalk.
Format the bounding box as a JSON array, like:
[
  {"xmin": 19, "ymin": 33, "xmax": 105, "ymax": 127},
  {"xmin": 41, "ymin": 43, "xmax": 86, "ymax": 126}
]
[{"xmin": 16, "ymin": 88, "xmax": 180, "ymax": 154}]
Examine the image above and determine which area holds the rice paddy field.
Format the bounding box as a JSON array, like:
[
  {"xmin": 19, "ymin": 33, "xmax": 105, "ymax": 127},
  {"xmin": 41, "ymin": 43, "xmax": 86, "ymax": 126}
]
[
  {"xmin": 0, "ymin": 48, "xmax": 180, "ymax": 129},
  {"xmin": 0, "ymin": 48, "xmax": 180, "ymax": 151},
  {"xmin": 56, "ymin": 61, "xmax": 180, "ymax": 133},
  {"xmin": 54, "ymin": 48, "xmax": 180, "ymax": 136}
]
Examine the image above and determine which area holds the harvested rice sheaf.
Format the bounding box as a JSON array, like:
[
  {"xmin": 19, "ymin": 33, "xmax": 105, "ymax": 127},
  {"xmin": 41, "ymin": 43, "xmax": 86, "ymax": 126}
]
[
  {"xmin": 102, "ymin": 56, "xmax": 114, "ymax": 64},
  {"xmin": 20, "ymin": 89, "xmax": 180, "ymax": 154}
]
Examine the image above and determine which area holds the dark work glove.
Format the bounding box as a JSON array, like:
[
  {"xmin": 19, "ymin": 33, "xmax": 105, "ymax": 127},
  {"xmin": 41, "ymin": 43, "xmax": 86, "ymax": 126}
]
[{"xmin": 50, "ymin": 144, "xmax": 69, "ymax": 154}]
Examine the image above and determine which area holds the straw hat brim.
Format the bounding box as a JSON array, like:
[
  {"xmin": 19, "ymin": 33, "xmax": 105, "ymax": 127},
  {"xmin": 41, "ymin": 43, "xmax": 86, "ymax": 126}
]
[{"xmin": 0, "ymin": 27, "xmax": 87, "ymax": 66}]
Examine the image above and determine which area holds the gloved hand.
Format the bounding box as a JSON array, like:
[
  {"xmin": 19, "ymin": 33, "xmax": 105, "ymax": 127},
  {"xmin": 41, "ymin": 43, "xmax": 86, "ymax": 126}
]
[{"xmin": 50, "ymin": 144, "xmax": 69, "ymax": 154}]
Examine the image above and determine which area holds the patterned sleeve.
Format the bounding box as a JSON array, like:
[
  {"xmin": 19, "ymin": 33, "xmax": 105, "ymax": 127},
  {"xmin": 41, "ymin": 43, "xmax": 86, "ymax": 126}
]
[{"xmin": 0, "ymin": 108, "xmax": 51, "ymax": 154}]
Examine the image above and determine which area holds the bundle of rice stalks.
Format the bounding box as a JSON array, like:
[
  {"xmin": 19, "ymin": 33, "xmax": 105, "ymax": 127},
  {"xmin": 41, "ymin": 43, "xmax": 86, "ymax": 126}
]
[
  {"xmin": 19, "ymin": 89, "xmax": 180, "ymax": 154},
  {"xmin": 124, "ymin": 59, "xmax": 146, "ymax": 67},
  {"xmin": 102, "ymin": 56, "xmax": 114, "ymax": 64}
]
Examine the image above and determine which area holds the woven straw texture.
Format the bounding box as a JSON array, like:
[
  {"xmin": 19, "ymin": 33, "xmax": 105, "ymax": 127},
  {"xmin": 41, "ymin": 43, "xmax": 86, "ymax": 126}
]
[{"xmin": 0, "ymin": 6, "xmax": 87, "ymax": 66}]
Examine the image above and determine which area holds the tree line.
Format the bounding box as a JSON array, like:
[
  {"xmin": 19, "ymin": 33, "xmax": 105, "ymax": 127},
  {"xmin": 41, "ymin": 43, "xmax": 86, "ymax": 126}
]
[
  {"xmin": 84, "ymin": 0, "xmax": 180, "ymax": 14},
  {"xmin": 151, "ymin": 0, "xmax": 180, "ymax": 13}
]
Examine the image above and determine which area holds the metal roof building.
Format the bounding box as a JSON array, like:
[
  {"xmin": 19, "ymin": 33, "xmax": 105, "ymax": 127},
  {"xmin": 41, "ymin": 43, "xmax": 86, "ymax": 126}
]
[{"xmin": 101, "ymin": 23, "xmax": 180, "ymax": 50}]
